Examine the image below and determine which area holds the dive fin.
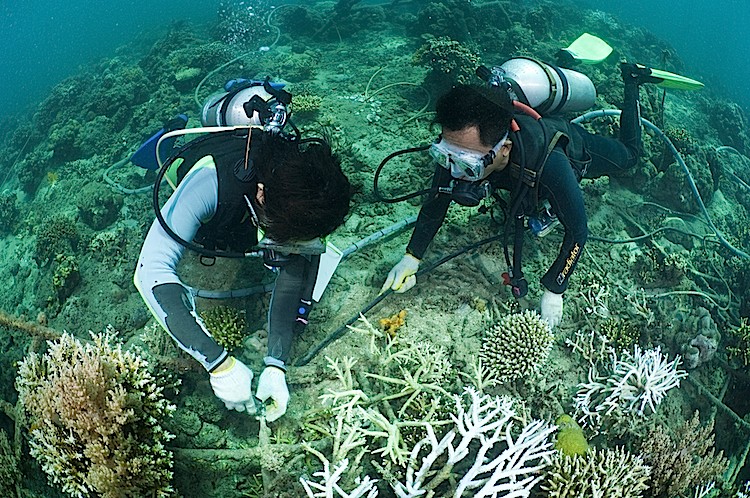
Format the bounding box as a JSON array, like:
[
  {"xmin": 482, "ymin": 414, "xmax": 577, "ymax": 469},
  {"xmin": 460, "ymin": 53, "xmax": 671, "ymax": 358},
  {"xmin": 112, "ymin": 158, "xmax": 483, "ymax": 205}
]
[
  {"xmin": 649, "ymin": 68, "xmax": 705, "ymax": 90},
  {"xmin": 131, "ymin": 114, "xmax": 189, "ymax": 170},
  {"xmin": 558, "ymin": 33, "xmax": 613, "ymax": 65}
]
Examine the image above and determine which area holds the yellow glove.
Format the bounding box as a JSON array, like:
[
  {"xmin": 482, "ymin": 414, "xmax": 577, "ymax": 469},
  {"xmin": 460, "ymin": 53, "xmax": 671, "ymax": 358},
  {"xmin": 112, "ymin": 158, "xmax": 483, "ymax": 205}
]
[{"xmin": 381, "ymin": 253, "xmax": 420, "ymax": 294}]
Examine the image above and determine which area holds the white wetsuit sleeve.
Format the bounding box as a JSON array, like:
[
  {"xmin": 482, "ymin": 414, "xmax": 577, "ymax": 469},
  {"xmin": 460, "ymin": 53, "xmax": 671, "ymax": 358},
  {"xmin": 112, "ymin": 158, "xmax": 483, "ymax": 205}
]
[{"xmin": 134, "ymin": 166, "xmax": 229, "ymax": 371}]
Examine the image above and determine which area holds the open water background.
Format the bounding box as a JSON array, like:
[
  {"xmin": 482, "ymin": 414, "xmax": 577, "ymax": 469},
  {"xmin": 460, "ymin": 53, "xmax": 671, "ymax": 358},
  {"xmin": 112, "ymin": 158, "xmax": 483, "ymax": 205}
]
[{"xmin": 1, "ymin": 1, "xmax": 749, "ymax": 125}]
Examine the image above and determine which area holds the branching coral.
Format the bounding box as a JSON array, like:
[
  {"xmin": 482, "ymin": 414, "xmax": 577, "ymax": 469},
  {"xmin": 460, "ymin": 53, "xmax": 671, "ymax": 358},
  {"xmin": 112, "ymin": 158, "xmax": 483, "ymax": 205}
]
[
  {"xmin": 16, "ymin": 329, "xmax": 175, "ymax": 498},
  {"xmin": 479, "ymin": 310, "xmax": 554, "ymax": 383},
  {"xmin": 574, "ymin": 346, "xmax": 687, "ymax": 429},
  {"xmin": 541, "ymin": 446, "xmax": 651, "ymax": 497},
  {"xmin": 200, "ymin": 305, "xmax": 246, "ymax": 351},
  {"xmin": 640, "ymin": 411, "xmax": 728, "ymax": 497}
]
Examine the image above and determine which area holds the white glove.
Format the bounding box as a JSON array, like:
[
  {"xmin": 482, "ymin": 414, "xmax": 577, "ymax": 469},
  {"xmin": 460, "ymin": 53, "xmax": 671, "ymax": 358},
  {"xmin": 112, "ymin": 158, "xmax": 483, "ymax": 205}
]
[
  {"xmin": 209, "ymin": 357, "xmax": 256, "ymax": 413},
  {"xmin": 255, "ymin": 366, "xmax": 289, "ymax": 423},
  {"xmin": 540, "ymin": 290, "xmax": 564, "ymax": 329},
  {"xmin": 381, "ymin": 253, "xmax": 420, "ymax": 294}
]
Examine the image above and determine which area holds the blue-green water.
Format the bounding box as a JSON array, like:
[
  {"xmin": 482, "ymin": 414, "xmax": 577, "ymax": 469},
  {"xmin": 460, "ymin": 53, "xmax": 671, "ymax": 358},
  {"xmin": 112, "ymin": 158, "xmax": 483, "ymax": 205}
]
[
  {"xmin": 577, "ymin": 0, "xmax": 750, "ymax": 114},
  {"xmin": 1, "ymin": 0, "xmax": 221, "ymax": 117},
  {"xmin": 2, "ymin": 1, "xmax": 749, "ymax": 117}
]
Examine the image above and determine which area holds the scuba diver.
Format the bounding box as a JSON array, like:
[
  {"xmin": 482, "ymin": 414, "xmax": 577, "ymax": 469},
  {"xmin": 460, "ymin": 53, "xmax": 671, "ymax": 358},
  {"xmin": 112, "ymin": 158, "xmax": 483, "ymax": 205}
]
[
  {"xmin": 381, "ymin": 57, "xmax": 668, "ymax": 328},
  {"xmin": 134, "ymin": 79, "xmax": 351, "ymax": 422}
]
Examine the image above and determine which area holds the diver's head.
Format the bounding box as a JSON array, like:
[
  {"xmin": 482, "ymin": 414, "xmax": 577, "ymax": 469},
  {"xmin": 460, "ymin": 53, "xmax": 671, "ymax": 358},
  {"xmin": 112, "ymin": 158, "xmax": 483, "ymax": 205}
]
[
  {"xmin": 434, "ymin": 84, "xmax": 514, "ymax": 179},
  {"xmin": 252, "ymin": 133, "xmax": 351, "ymax": 244},
  {"xmin": 201, "ymin": 84, "xmax": 275, "ymax": 127}
]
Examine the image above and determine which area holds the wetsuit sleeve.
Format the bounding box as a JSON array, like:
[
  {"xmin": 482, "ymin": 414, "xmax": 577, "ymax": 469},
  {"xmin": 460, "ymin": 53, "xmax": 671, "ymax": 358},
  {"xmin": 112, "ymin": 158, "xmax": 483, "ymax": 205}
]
[
  {"xmin": 264, "ymin": 254, "xmax": 321, "ymax": 369},
  {"xmin": 133, "ymin": 166, "xmax": 229, "ymax": 371},
  {"xmin": 538, "ymin": 148, "xmax": 588, "ymax": 294},
  {"xmin": 406, "ymin": 166, "xmax": 453, "ymax": 259}
]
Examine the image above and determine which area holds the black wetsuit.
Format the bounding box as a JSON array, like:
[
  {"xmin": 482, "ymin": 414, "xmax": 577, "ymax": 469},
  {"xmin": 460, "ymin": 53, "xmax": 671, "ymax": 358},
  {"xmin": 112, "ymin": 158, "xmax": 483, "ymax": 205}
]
[{"xmin": 406, "ymin": 80, "xmax": 642, "ymax": 294}]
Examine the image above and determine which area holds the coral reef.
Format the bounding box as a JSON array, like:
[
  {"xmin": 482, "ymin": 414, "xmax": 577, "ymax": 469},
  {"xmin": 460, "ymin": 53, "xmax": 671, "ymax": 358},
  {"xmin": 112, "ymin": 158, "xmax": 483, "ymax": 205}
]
[
  {"xmin": 34, "ymin": 215, "xmax": 79, "ymax": 265},
  {"xmin": 673, "ymin": 307, "xmax": 721, "ymax": 369},
  {"xmin": 0, "ymin": 191, "xmax": 18, "ymax": 235},
  {"xmin": 479, "ymin": 310, "xmax": 554, "ymax": 383},
  {"xmin": 0, "ymin": 429, "xmax": 20, "ymax": 497},
  {"xmin": 51, "ymin": 253, "xmax": 80, "ymax": 302},
  {"xmin": 200, "ymin": 305, "xmax": 246, "ymax": 351},
  {"xmin": 411, "ymin": 36, "xmax": 480, "ymax": 94},
  {"xmin": 640, "ymin": 411, "xmax": 728, "ymax": 497},
  {"xmin": 16, "ymin": 329, "xmax": 176, "ymax": 497},
  {"xmin": 76, "ymin": 182, "xmax": 123, "ymax": 230},
  {"xmin": 541, "ymin": 446, "xmax": 651, "ymax": 497},
  {"xmin": 726, "ymin": 317, "xmax": 750, "ymax": 367},
  {"xmin": 574, "ymin": 346, "xmax": 687, "ymax": 429}
]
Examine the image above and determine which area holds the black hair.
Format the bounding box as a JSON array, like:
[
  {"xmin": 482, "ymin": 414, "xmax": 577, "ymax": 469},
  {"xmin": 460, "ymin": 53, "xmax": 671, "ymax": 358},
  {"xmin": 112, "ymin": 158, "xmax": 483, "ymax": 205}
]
[
  {"xmin": 254, "ymin": 133, "xmax": 351, "ymax": 244},
  {"xmin": 435, "ymin": 84, "xmax": 514, "ymax": 147}
]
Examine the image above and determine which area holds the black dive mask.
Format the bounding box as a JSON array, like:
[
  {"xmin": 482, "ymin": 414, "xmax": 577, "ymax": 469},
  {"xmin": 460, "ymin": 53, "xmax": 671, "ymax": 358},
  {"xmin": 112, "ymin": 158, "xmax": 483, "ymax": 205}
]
[{"xmin": 439, "ymin": 179, "xmax": 493, "ymax": 207}]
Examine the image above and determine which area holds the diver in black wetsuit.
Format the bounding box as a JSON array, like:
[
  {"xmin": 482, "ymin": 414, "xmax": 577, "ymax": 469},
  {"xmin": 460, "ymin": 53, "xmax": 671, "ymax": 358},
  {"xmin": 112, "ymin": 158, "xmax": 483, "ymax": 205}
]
[{"xmin": 382, "ymin": 63, "xmax": 657, "ymax": 328}]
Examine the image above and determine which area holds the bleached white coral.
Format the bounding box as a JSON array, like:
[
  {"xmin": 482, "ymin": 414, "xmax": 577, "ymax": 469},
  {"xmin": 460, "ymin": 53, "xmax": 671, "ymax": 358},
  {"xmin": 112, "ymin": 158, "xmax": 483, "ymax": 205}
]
[
  {"xmin": 393, "ymin": 386, "xmax": 555, "ymax": 498},
  {"xmin": 574, "ymin": 345, "xmax": 687, "ymax": 428}
]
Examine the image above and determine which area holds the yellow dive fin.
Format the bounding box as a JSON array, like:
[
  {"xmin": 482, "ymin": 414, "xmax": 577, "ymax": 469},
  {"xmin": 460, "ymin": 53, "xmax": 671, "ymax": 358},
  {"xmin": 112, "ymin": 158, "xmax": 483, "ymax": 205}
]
[
  {"xmin": 560, "ymin": 33, "xmax": 613, "ymax": 64},
  {"xmin": 649, "ymin": 68, "xmax": 705, "ymax": 90}
]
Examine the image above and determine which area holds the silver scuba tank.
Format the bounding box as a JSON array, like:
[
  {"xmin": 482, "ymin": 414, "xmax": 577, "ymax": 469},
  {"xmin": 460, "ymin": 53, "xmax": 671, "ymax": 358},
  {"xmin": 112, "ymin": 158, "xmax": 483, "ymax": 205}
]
[
  {"xmin": 497, "ymin": 57, "xmax": 596, "ymax": 114},
  {"xmin": 200, "ymin": 85, "xmax": 274, "ymax": 127}
]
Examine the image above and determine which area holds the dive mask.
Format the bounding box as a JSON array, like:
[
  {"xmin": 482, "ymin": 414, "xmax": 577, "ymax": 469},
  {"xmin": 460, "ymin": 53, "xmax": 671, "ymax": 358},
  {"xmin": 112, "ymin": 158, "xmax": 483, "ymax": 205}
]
[{"xmin": 429, "ymin": 131, "xmax": 508, "ymax": 181}]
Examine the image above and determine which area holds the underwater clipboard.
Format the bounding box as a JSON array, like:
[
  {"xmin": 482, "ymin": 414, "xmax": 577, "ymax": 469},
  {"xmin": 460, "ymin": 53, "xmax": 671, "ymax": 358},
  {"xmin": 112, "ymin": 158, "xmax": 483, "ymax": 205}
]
[{"xmin": 313, "ymin": 241, "xmax": 343, "ymax": 302}]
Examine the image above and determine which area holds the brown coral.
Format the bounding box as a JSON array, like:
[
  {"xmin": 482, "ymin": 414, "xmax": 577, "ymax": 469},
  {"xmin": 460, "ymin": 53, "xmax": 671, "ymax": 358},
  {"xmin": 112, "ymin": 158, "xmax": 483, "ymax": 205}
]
[
  {"xmin": 640, "ymin": 411, "xmax": 727, "ymax": 497},
  {"xmin": 16, "ymin": 329, "xmax": 175, "ymax": 498}
]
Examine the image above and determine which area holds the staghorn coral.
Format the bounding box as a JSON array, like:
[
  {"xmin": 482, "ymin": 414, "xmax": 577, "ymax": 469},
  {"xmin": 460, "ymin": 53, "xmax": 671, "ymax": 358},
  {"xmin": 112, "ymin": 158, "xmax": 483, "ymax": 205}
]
[
  {"xmin": 479, "ymin": 310, "xmax": 554, "ymax": 383},
  {"xmin": 200, "ymin": 305, "xmax": 246, "ymax": 351},
  {"xmin": 640, "ymin": 411, "xmax": 727, "ymax": 497},
  {"xmin": 541, "ymin": 446, "xmax": 651, "ymax": 497},
  {"xmin": 293, "ymin": 93, "xmax": 324, "ymax": 114},
  {"xmin": 16, "ymin": 329, "xmax": 175, "ymax": 498},
  {"xmin": 574, "ymin": 346, "xmax": 686, "ymax": 430}
]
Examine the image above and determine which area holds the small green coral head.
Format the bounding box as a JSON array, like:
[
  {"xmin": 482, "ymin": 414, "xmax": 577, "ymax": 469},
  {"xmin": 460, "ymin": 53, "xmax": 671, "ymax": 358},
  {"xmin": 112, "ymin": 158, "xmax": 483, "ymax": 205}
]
[{"xmin": 554, "ymin": 414, "xmax": 589, "ymax": 456}]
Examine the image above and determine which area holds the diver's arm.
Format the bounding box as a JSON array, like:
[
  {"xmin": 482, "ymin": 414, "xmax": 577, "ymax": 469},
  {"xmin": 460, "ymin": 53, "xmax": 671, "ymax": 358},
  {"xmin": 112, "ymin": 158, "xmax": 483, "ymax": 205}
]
[
  {"xmin": 134, "ymin": 166, "xmax": 229, "ymax": 371},
  {"xmin": 264, "ymin": 254, "xmax": 321, "ymax": 369},
  {"xmin": 405, "ymin": 166, "xmax": 453, "ymax": 259},
  {"xmin": 538, "ymin": 149, "xmax": 588, "ymax": 294}
]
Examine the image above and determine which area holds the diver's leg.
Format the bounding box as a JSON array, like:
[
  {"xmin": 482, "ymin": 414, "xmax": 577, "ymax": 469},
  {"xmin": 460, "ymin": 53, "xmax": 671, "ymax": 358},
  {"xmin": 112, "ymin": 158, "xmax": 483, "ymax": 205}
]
[{"xmin": 580, "ymin": 63, "xmax": 648, "ymax": 178}]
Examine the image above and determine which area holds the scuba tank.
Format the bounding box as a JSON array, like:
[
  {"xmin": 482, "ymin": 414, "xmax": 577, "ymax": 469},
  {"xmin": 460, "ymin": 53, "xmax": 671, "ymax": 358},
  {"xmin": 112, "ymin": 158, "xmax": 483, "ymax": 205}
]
[
  {"xmin": 481, "ymin": 57, "xmax": 596, "ymax": 115},
  {"xmin": 200, "ymin": 78, "xmax": 290, "ymax": 128}
]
